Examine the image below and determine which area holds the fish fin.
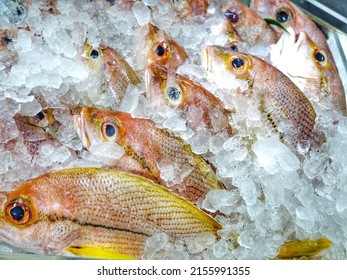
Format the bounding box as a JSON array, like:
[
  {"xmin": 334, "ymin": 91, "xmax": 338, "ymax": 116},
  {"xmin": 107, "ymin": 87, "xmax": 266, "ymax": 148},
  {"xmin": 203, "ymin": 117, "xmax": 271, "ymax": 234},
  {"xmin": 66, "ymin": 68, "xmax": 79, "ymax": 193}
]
[
  {"xmin": 126, "ymin": 66, "xmax": 141, "ymax": 85},
  {"xmin": 66, "ymin": 246, "xmax": 138, "ymax": 260},
  {"xmin": 276, "ymin": 238, "xmax": 332, "ymax": 259}
]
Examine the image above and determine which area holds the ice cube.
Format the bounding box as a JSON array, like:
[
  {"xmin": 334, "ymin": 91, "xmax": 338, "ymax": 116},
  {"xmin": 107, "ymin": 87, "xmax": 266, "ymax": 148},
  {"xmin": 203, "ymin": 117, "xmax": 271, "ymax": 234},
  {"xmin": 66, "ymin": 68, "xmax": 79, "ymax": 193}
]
[
  {"xmin": 143, "ymin": 233, "xmax": 169, "ymax": 259},
  {"xmin": 0, "ymin": 150, "xmax": 13, "ymax": 174},
  {"xmin": 185, "ymin": 233, "xmax": 217, "ymax": 254},
  {"xmin": 253, "ymin": 137, "xmax": 300, "ymax": 174},
  {"xmin": 14, "ymin": 30, "xmax": 32, "ymax": 52},
  {"xmin": 163, "ymin": 116, "xmax": 187, "ymax": 132},
  {"xmin": 202, "ymin": 190, "xmax": 239, "ymax": 215},
  {"xmin": 238, "ymin": 231, "xmax": 254, "ymax": 249},
  {"xmin": 212, "ymin": 239, "xmax": 229, "ymax": 258},
  {"xmin": 132, "ymin": 1, "xmax": 151, "ymax": 26},
  {"xmin": 234, "ymin": 177, "xmax": 257, "ymax": 206}
]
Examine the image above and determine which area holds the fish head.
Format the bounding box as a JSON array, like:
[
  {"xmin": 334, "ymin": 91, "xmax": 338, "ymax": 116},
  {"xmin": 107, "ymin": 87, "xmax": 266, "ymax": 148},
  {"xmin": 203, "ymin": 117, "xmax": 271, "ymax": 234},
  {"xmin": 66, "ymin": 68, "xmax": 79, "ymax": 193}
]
[
  {"xmin": 146, "ymin": 23, "xmax": 188, "ymax": 70},
  {"xmin": 223, "ymin": 0, "xmax": 278, "ymax": 45},
  {"xmin": 73, "ymin": 107, "xmax": 128, "ymax": 160},
  {"xmin": 19, "ymin": 109, "xmax": 56, "ymax": 128},
  {"xmin": 222, "ymin": 0, "xmax": 245, "ymax": 27},
  {"xmin": 270, "ymin": 29, "xmax": 330, "ymax": 80},
  {"xmin": 146, "ymin": 63, "xmax": 188, "ymax": 110},
  {"xmin": 252, "ymin": 0, "xmax": 297, "ymax": 31},
  {"xmin": 0, "ymin": 178, "xmax": 75, "ymax": 254},
  {"xmin": 82, "ymin": 42, "xmax": 106, "ymax": 72},
  {"xmin": 170, "ymin": 0, "xmax": 209, "ymax": 18},
  {"xmin": 202, "ymin": 45, "xmax": 254, "ymax": 92}
]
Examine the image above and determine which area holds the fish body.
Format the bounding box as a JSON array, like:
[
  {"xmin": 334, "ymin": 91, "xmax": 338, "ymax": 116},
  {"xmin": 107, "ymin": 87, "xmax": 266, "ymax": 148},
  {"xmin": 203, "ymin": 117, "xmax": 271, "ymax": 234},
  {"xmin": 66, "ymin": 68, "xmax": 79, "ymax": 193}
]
[
  {"xmin": 83, "ymin": 42, "xmax": 140, "ymax": 103},
  {"xmin": 73, "ymin": 108, "xmax": 225, "ymax": 204},
  {"xmin": 146, "ymin": 63, "xmax": 233, "ymax": 134},
  {"xmin": 144, "ymin": 23, "xmax": 188, "ymax": 70},
  {"xmin": 202, "ymin": 46, "xmax": 321, "ymax": 152},
  {"xmin": 0, "ymin": 168, "xmax": 221, "ymax": 258},
  {"xmin": 221, "ymin": 0, "xmax": 279, "ymax": 46},
  {"xmin": 270, "ymin": 30, "xmax": 346, "ymax": 114}
]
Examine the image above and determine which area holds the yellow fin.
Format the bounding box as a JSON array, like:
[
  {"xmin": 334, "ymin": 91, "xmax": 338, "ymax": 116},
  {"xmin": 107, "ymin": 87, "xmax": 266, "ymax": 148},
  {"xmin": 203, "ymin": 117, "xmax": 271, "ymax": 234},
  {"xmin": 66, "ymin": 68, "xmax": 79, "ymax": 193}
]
[
  {"xmin": 276, "ymin": 238, "xmax": 332, "ymax": 259},
  {"xmin": 66, "ymin": 246, "xmax": 138, "ymax": 260}
]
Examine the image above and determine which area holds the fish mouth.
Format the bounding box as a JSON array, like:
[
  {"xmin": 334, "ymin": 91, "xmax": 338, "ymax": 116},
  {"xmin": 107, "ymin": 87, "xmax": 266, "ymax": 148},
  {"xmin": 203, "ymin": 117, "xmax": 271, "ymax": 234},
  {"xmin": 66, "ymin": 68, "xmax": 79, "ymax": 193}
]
[{"xmin": 73, "ymin": 110, "xmax": 91, "ymax": 149}]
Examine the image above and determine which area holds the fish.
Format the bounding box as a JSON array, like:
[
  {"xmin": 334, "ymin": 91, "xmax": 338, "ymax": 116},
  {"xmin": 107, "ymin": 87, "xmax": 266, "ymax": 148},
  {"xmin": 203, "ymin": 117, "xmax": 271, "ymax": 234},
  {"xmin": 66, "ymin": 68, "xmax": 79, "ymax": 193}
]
[
  {"xmin": 144, "ymin": 23, "xmax": 188, "ymax": 70},
  {"xmin": 221, "ymin": 0, "xmax": 279, "ymax": 46},
  {"xmin": 250, "ymin": 0, "xmax": 340, "ymax": 75},
  {"xmin": 73, "ymin": 107, "xmax": 226, "ymax": 204},
  {"xmin": 169, "ymin": 0, "xmax": 210, "ymax": 18},
  {"xmin": 0, "ymin": 168, "xmax": 221, "ymax": 259},
  {"xmin": 270, "ymin": 30, "xmax": 346, "ymax": 115},
  {"xmin": 82, "ymin": 42, "xmax": 141, "ymax": 103},
  {"xmin": 202, "ymin": 45, "xmax": 322, "ymax": 153},
  {"xmin": 145, "ymin": 63, "xmax": 233, "ymax": 134},
  {"xmin": 15, "ymin": 109, "xmax": 56, "ymax": 129}
]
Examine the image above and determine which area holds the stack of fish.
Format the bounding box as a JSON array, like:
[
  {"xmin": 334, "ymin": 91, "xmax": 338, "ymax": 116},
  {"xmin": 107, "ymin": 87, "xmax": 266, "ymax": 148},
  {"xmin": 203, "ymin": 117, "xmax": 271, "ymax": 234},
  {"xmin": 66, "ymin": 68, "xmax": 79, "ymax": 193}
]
[{"xmin": 0, "ymin": 0, "xmax": 345, "ymax": 259}]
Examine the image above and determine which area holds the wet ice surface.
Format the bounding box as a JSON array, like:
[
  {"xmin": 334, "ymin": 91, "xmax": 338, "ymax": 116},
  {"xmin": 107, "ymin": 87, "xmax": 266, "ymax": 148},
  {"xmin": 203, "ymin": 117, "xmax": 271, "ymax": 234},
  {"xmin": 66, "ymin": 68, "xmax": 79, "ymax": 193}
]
[{"xmin": 0, "ymin": 0, "xmax": 347, "ymax": 259}]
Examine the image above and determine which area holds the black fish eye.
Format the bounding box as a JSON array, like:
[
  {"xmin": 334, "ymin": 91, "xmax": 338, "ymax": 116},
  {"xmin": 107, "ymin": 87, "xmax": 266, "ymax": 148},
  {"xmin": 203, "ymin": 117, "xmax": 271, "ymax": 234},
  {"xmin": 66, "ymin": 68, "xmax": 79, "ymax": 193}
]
[
  {"xmin": 167, "ymin": 86, "xmax": 181, "ymax": 101},
  {"xmin": 4, "ymin": 36, "xmax": 13, "ymax": 44},
  {"xmin": 315, "ymin": 51, "xmax": 325, "ymax": 62},
  {"xmin": 36, "ymin": 111, "xmax": 45, "ymax": 120},
  {"xmin": 105, "ymin": 124, "xmax": 116, "ymax": 137},
  {"xmin": 224, "ymin": 11, "xmax": 239, "ymax": 23},
  {"xmin": 231, "ymin": 45, "xmax": 238, "ymax": 52},
  {"xmin": 156, "ymin": 45, "xmax": 165, "ymax": 56},
  {"xmin": 90, "ymin": 49, "xmax": 99, "ymax": 59},
  {"xmin": 276, "ymin": 10, "xmax": 289, "ymax": 23},
  {"xmin": 232, "ymin": 58, "xmax": 244, "ymax": 68},
  {"xmin": 10, "ymin": 205, "xmax": 25, "ymax": 221}
]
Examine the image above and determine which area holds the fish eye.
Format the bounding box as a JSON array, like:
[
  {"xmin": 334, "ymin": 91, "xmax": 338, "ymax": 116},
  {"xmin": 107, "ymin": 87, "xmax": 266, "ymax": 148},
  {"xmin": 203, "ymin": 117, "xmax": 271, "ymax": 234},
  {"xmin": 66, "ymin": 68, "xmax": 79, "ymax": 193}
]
[
  {"xmin": 36, "ymin": 111, "xmax": 45, "ymax": 120},
  {"xmin": 313, "ymin": 49, "xmax": 327, "ymax": 67},
  {"xmin": 5, "ymin": 200, "xmax": 31, "ymax": 225},
  {"xmin": 275, "ymin": 8, "xmax": 290, "ymax": 23},
  {"xmin": 166, "ymin": 85, "xmax": 183, "ymax": 106},
  {"xmin": 227, "ymin": 55, "xmax": 252, "ymax": 78},
  {"xmin": 224, "ymin": 10, "xmax": 239, "ymax": 23},
  {"xmin": 153, "ymin": 42, "xmax": 169, "ymax": 59},
  {"xmin": 101, "ymin": 122, "xmax": 119, "ymax": 141},
  {"xmin": 230, "ymin": 45, "xmax": 238, "ymax": 52},
  {"xmin": 231, "ymin": 58, "xmax": 244, "ymax": 68},
  {"xmin": 90, "ymin": 49, "xmax": 99, "ymax": 59},
  {"xmin": 156, "ymin": 45, "xmax": 165, "ymax": 56}
]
